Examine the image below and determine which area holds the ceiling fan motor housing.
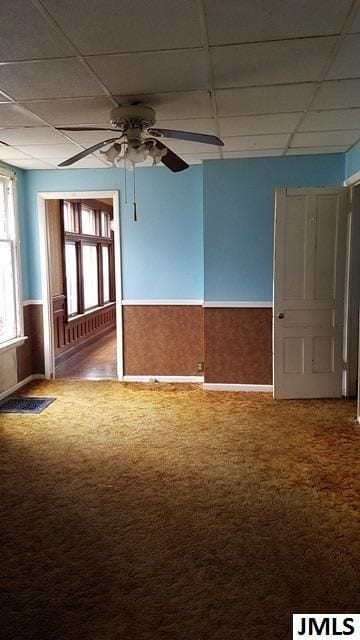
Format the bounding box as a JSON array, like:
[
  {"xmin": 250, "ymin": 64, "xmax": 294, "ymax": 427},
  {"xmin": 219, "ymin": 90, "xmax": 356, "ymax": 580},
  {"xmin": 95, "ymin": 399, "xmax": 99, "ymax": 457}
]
[{"xmin": 110, "ymin": 105, "xmax": 156, "ymax": 132}]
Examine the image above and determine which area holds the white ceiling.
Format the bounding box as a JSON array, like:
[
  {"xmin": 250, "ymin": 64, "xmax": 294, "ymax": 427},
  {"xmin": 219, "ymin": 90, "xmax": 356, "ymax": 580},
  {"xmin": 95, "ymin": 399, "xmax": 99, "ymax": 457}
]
[{"xmin": 0, "ymin": 0, "xmax": 359, "ymax": 169}]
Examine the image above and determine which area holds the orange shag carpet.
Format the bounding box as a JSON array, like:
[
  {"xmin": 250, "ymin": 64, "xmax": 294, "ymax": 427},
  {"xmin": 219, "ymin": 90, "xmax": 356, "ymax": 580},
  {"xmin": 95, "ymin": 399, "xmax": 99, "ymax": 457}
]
[{"xmin": 1, "ymin": 380, "xmax": 360, "ymax": 640}]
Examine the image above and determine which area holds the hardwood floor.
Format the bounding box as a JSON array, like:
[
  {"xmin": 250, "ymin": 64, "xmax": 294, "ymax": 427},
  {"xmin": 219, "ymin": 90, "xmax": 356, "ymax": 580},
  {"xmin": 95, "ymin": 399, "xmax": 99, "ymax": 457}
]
[{"xmin": 55, "ymin": 329, "xmax": 117, "ymax": 380}]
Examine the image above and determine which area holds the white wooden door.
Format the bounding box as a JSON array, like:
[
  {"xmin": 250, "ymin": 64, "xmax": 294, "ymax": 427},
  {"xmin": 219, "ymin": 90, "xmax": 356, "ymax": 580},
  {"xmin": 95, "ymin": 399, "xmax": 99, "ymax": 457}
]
[{"xmin": 273, "ymin": 187, "xmax": 348, "ymax": 399}]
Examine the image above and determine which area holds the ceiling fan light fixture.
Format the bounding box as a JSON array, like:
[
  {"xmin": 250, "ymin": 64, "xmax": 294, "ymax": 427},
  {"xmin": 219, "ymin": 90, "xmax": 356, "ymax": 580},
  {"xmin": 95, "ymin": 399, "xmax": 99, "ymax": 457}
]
[
  {"xmin": 100, "ymin": 142, "xmax": 122, "ymax": 164},
  {"xmin": 148, "ymin": 143, "xmax": 168, "ymax": 166},
  {"xmin": 125, "ymin": 141, "xmax": 149, "ymax": 164},
  {"xmin": 57, "ymin": 102, "xmax": 220, "ymax": 170}
]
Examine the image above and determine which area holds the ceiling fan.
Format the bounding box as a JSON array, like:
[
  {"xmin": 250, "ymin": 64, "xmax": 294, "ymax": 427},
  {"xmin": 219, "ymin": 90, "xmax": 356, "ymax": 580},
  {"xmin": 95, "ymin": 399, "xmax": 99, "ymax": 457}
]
[{"xmin": 56, "ymin": 104, "xmax": 224, "ymax": 171}]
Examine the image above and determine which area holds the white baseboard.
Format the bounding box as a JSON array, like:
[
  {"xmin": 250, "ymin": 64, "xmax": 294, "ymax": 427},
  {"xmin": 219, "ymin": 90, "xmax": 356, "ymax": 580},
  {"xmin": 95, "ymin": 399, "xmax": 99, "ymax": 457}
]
[
  {"xmin": 203, "ymin": 383, "xmax": 273, "ymax": 392},
  {"xmin": 123, "ymin": 378, "xmax": 272, "ymax": 391},
  {"xmin": 0, "ymin": 374, "xmax": 45, "ymax": 402},
  {"xmin": 122, "ymin": 300, "xmax": 203, "ymax": 306},
  {"xmin": 123, "ymin": 375, "xmax": 204, "ymax": 383}
]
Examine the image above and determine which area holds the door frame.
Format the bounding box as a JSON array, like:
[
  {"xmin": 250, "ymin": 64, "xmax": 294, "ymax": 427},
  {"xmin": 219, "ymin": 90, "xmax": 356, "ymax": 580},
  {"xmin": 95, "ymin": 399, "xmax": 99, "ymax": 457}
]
[
  {"xmin": 37, "ymin": 190, "xmax": 123, "ymax": 380},
  {"xmin": 344, "ymin": 173, "xmax": 360, "ymax": 419},
  {"xmin": 342, "ymin": 184, "xmax": 360, "ymax": 397}
]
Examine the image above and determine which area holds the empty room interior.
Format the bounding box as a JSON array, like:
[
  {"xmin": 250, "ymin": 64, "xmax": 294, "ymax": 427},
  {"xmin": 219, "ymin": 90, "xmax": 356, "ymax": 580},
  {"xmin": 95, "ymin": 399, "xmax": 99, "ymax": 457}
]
[{"xmin": 1, "ymin": 1, "xmax": 360, "ymax": 638}]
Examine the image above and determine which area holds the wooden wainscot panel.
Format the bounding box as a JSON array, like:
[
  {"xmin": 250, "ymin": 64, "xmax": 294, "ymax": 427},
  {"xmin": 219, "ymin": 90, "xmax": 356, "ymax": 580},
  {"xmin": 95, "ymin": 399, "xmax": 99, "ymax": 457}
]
[
  {"xmin": 53, "ymin": 296, "xmax": 116, "ymax": 367},
  {"xmin": 204, "ymin": 308, "xmax": 272, "ymax": 384},
  {"xmin": 123, "ymin": 305, "xmax": 204, "ymax": 376},
  {"xmin": 17, "ymin": 304, "xmax": 45, "ymax": 381}
]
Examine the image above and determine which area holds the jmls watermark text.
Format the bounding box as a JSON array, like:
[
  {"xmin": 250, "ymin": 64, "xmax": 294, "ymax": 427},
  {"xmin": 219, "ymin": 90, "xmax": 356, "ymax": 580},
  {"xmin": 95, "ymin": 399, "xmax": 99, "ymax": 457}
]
[{"xmin": 293, "ymin": 615, "xmax": 360, "ymax": 639}]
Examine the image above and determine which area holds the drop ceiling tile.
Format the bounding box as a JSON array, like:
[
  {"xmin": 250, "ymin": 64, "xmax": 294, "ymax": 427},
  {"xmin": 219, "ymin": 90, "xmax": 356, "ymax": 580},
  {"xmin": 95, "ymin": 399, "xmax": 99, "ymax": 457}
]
[
  {"xmin": 115, "ymin": 92, "xmax": 213, "ymax": 119},
  {"xmin": 16, "ymin": 143, "xmax": 82, "ymax": 159},
  {"xmin": 46, "ymin": 157, "xmax": 109, "ymax": 168},
  {"xmin": 160, "ymin": 140, "xmax": 221, "ymax": 154},
  {"xmin": 287, "ymin": 146, "xmax": 349, "ymax": 155},
  {"xmin": 8, "ymin": 159, "xmax": 54, "ymax": 169},
  {"xmin": 223, "ymin": 150, "xmax": 284, "ymax": 158},
  {"xmin": 87, "ymin": 49, "xmax": 209, "ymax": 95},
  {"xmin": 21, "ymin": 97, "xmax": 116, "ymax": 126},
  {"xmin": 299, "ymin": 108, "xmax": 360, "ymax": 131},
  {"xmin": 204, "ymin": 0, "xmax": 352, "ymax": 45},
  {"xmin": 291, "ymin": 130, "xmax": 360, "ymax": 147},
  {"xmin": 349, "ymin": 7, "xmax": 360, "ymax": 33},
  {"xmin": 312, "ymin": 79, "xmax": 360, "ymax": 109},
  {"xmin": 61, "ymin": 157, "xmax": 111, "ymax": 169},
  {"xmin": 42, "ymin": 0, "xmax": 202, "ymax": 54},
  {"xmin": 154, "ymin": 119, "xmax": 216, "ymax": 134},
  {"xmin": 0, "ymin": 1, "xmax": 74, "ymax": 61},
  {"xmin": 211, "ymin": 37, "xmax": 338, "ymax": 88},
  {"xmin": 0, "ymin": 127, "xmax": 67, "ymax": 145},
  {"xmin": 219, "ymin": 113, "xmax": 301, "ymax": 137},
  {"xmin": 0, "ymin": 146, "xmax": 32, "ymax": 160},
  {"xmin": 41, "ymin": 159, "xmax": 62, "ymax": 168},
  {"xmin": 0, "ymin": 104, "xmax": 43, "ymax": 127},
  {"xmin": 97, "ymin": 153, "xmax": 214, "ymax": 167},
  {"xmin": 180, "ymin": 158, "xmax": 202, "ymax": 164},
  {"xmin": 63, "ymin": 130, "xmax": 121, "ymax": 146},
  {"xmin": 326, "ymin": 35, "xmax": 360, "ymax": 79},
  {"xmin": 223, "ymin": 134, "xmax": 289, "ymax": 151},
  {"xmin": 182, "ymin": 152, "xmax": 220, "ymax": 160},
  {"xmin": 216, "ymin": 84, "xmax": 316, "ymax": 116},
  {"xmin": 0, "ymin": 59, "xmax": 106, "ymax": 101}
]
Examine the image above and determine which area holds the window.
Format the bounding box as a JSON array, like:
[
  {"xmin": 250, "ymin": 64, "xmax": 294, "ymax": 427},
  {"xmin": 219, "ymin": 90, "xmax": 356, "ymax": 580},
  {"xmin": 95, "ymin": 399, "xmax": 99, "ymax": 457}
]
[
  {"xmin": 81, "ymin": 206, "xmax": 97, "ymax": 235},
  {"xmin": 101, "ymin": 211, "xmax": 111, "ymax": 237},
  {"xmin": 61, "ymin": 200, "xmax": 114, "ymax": 319},
  {"xmin": 0, "ymin": 175, "xmax": 20, "ymax": 345},
  {"xmin": 83, "ymin": 244, "xmax": 99, "ymax": 309},
  {"xmin": 64, "ymin": 242, "xmax": 78, "ymax": 316},
  {"xmin": 63, "ymin": 201, "xmax": 78, "ymax": 233}
]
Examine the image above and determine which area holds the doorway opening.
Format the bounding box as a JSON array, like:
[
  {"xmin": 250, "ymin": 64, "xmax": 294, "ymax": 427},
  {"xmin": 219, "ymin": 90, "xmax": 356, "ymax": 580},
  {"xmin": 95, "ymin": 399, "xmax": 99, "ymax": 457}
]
[{"xmin": 37, "ymin": 191, "xmax": 123, "ymax": 381}]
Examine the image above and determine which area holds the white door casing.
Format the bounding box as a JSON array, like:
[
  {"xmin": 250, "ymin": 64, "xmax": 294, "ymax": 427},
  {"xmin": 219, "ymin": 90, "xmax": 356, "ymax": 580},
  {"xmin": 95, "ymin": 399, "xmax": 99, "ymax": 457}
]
[
  {"xmin": 37, "ymin": 191, "xmax": 123, "ymax": 380},
  {"xmin": 273, "ymin": 187, "xmax": 348, "ymax": 399},
  {"xmin": 346, "ymin": 186, "xmax": 360, "ymax": 398}
]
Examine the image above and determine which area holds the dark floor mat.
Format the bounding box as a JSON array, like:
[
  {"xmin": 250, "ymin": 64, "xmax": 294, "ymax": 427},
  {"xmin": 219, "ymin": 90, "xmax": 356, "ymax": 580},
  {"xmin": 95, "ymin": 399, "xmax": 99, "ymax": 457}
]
[{"xmin": 0, "ymin": 396, "xmax": 56, "ymax": 414}]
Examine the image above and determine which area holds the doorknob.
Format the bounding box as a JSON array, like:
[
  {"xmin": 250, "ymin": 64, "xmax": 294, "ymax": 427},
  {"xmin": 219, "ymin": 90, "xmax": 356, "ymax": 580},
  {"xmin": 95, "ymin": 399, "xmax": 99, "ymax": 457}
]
[{"xmin": 278, "ymin": 312, "xmax": 284, "ymax": 319}]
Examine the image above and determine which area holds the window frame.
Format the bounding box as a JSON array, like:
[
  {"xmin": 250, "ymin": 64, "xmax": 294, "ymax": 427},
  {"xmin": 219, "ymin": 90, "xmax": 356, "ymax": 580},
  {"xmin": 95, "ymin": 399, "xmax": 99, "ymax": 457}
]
[
  {"xmin": 82, "ymin": 242, "xmax": 100, "ymax": 311},
  {"xmin": 60, "ymin": 199, "xmax": 114, "ymax": 321},
  {"xmin": 0, "ymin": 172, "xmax": 23, "ymax": 348}
]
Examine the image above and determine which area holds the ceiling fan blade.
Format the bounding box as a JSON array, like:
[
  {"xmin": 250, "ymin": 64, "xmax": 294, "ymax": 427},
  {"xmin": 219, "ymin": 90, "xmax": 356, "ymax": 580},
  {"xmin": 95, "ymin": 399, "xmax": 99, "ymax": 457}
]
[
  {"xmin": 148, "ymin": 128, "xmax": 224, "ymax": 146},
  {"xmin": 58, "ymin": 137, "xmax": 121, "ymax": 167},
  {"xmin": 154, "ymin": 140, "xmax": 189, "ymax": 172},
  {"xmin": 56, "ymin": 126, "xmax": 117, "ymax": 132}
]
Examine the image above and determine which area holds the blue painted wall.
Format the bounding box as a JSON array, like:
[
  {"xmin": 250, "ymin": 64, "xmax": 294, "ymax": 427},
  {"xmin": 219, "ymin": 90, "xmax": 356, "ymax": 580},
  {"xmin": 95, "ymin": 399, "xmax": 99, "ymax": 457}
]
[
  {"xmin": 345, "ymin": 141, "xmax": 360, "ymax": 180},
  {"xmin": 12, "ymin": 152, "xmax": 346, "ymax": 304},
  {"xmin": 22, "ymin": 165, "xmax": 203, "ymax": 300},
  {"xmin": 203, "ymin": 154, "xmax": 345, "ymax": 302}
]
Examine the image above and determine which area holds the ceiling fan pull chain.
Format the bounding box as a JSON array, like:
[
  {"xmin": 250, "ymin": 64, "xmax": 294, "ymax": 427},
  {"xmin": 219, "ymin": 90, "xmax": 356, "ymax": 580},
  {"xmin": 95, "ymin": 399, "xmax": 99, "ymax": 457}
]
[
  {"xmin": 133, "ymin": 166, "xmax": 137, "ymax": 222},
  {"xmin": 124, "ymin": 158, "xmax": 128, "ymax": 204}
]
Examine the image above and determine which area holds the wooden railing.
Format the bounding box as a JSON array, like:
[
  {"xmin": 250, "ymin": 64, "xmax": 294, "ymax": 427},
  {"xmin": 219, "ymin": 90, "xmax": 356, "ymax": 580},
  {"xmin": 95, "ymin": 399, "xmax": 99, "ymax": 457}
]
[{"xmin": 53, "ymin": 295, "xmax": 116, "ymax": 366}]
